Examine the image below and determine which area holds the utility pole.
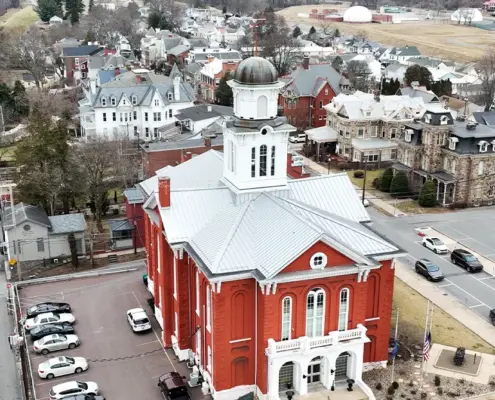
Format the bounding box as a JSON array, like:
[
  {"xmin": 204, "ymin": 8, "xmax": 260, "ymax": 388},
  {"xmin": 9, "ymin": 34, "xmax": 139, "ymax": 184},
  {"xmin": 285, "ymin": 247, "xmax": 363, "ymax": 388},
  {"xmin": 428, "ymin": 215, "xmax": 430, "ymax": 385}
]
[
  {"xmin": 362, "ymin": 157, "xmax": 368, "ymax": 205},
  {"xmin": 0, "ymin": 105, "xmax": 5, "ymax": 136}
]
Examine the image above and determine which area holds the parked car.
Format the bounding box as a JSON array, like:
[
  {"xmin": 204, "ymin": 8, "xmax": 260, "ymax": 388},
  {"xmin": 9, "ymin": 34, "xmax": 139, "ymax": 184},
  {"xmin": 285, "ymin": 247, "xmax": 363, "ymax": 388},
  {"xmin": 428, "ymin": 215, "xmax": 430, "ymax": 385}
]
[
  {"xmin": 49, "ymin": 381, "xmax": 99, "ymax": 399},
  {"xmin": 62, "ymin": 396, "xmax": 105, "ymax": 400},
  {"xmin": 422, "ymin": 237, "xmax": 449, "ymax": 254},
  {"xmin": 450, "ymin": 249, "xmax": 484, "ymax": 272},
  {"xmin": 25, "ymin": 312, "xmax": 75, "ymax": 330},
  {"xmin": 490, "ymin": 309, "xmax": 495, "ymax": 326},
  {"xmin": 127, "ymin": 308, "xmax": 152, "ymax": 333},
  {"xmin": 33, "ymin": 334, "xmax": 80, "ymax": 355},
  {"xmin": 30, "ymin": 323, "xmax": 75, "ymax": 341},
  {"xmin": 415, "ymin": 259, "xmax": 444, "ymax": 282},
  {"xmin": 157, "ymin": 372, "xmax": 190, "ymax": 400},
  {"xmin": 26, "ymin": 302, "xmax": 71, "ymax": 318},
  {"xmin": 288, "ymin": 133, "xmax": 306, "ymax": 144},
  {"xmin": 38, "ymin": 356, "xmax": 88, "ymax": 379}
]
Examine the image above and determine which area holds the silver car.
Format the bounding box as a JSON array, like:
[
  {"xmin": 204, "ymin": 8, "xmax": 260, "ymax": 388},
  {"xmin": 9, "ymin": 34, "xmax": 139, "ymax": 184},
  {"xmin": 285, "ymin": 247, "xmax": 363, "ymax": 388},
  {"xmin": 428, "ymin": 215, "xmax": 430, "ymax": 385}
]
[{"xmin": 33, "ymin": 334, "xmax": 80, "ymax": 355}]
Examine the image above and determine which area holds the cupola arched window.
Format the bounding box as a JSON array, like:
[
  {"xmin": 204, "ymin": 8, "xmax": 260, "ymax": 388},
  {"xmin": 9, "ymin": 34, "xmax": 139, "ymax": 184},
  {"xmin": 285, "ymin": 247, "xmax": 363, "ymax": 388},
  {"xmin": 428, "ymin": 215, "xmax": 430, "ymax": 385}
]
[
  {"xmin": 251, "ymin": 147, "xmax": 256, "ymax": 178},
  {"xmin": 271, "ymin": 146, "xmax": 276, "ymax": 176},
  {"xmin": 259, "ymin": 145, "xmax": 267, "ymax": 177},
  {"xmin": 306, "ymin": 288, "xmax": 325, "ymax": 337},
  {"xmin": 338, "ymin": 288, "xmax": 350, "ymax": 331}
]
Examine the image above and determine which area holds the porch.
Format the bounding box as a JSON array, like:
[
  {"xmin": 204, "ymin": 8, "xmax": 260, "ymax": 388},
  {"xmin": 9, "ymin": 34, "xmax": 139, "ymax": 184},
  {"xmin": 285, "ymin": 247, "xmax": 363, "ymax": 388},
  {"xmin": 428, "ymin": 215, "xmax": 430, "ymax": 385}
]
[{"xmin": 280, "ymin": 383, "xmax": 368, "ymax": 400}]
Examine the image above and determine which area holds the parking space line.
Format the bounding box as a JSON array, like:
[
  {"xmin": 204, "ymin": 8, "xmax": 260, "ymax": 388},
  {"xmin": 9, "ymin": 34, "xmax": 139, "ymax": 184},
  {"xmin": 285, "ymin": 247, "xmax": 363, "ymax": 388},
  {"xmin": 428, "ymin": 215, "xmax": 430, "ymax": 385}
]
[
  {"xmin": 444, "ymin": 278, "xmax": 489, "ymax": 308},
  {"xmin": 469, "ymin": 304, "xmax": 488, "ymax": 309},
  {"xmin": 479, "ymin": 276, "xmax": 495, "ymax": 281},
  {"xmin": 137, "ymin": 340, "xmax": 160, "ymax": 347},
  {"xmin": 35, "ymin": 372, "xmax": 89, "ymax": 386},
  {"xmin": 438, "ymin": 283, "xmax": 453, "ymax": 288},
  {"xmin": 131, "ymin": 291, "xmax": 176, "ymax": 372},
  {"xmin": 470, "ymin": 275, "xmax": 495, "ymax": 293}
]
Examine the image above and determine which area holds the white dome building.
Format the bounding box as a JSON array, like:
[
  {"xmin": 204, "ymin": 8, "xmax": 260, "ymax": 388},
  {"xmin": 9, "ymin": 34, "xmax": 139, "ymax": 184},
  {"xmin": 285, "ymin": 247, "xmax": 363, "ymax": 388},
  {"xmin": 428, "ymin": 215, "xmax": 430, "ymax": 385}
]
[
  {"xmin": 451, "ymin": 8, "xmax": 483, "ymax": 24},
  {"xmin": 343, "ymin": 6, "xmax": 373, "ymax": 23}
]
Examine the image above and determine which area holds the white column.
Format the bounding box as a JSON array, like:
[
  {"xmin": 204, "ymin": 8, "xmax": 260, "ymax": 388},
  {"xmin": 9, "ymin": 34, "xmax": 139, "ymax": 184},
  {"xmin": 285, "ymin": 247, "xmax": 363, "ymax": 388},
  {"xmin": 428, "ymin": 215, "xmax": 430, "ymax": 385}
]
[
  {"xmin": 297, "ymin": 359, "xmax": 309, "ymax": 395},
  {"xmin": 267, "ymin": 358, "xmax": 278, "ymax": 400}
]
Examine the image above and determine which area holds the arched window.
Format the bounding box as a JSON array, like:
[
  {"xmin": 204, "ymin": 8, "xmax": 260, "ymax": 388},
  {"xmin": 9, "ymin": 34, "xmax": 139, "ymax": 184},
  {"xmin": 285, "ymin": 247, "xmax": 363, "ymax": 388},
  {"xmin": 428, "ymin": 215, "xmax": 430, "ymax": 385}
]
[
  {"xmin": 281, "ymin": 297, "xmax": 292, "ymax": 341},
  {"xmin": 257, "ymin": 95, "xmax": 268, "ymax": 118},
  {"xmin": 306, "ymin": 288, "xmax": 325, "ymax": 337},
  {"xmin": 251, "ymin": 147, "xmax": 256, "ymax": 178},
  {"xmin": 271, "ymin": 146, "xmax": 276, "ymax": 176},
  {"xmin": 259, "ymin": 145, "xmax": 267, "ymax": 176},
  {"xmin": 338, "ymin": 288, "xmax": 350, "ymax": 331}
]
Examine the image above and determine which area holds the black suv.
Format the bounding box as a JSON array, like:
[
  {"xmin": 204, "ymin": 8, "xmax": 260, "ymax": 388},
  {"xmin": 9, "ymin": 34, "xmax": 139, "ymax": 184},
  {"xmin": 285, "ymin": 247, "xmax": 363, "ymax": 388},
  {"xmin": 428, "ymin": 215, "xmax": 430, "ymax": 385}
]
[
  {"xmin": 415, "ymin": 259, "xmax": 444, "ymax": 282},
  {"xmin": 26, "ymin": 302, "xmax": 71, "ymax": 318},
  {"xmin": 30, "ymin": 323, "xmax": 75, "ymax": 341},
  {"xmin": 158, "ymin": 372, "xmax": 191, "ymax": 400},
  {"xmin": 450, "ymin": 249, "xmax": 483, "ymax": 273}
]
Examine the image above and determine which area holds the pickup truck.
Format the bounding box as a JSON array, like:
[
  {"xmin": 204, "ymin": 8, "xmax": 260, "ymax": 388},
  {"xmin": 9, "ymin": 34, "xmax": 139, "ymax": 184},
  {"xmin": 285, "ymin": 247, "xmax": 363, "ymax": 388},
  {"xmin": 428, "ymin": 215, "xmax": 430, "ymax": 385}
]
[{"xmin": 157, "ymin": 372, "xmax": 191, "ymax": 400}]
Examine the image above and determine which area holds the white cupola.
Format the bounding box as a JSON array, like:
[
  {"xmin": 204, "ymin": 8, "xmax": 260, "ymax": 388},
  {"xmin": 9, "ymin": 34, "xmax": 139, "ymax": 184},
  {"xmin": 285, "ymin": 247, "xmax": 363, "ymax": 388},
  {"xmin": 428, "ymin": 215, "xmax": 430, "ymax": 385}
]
[{"xmin": 222, "ymin": 57, "xmax": 295, "ymax": 192}]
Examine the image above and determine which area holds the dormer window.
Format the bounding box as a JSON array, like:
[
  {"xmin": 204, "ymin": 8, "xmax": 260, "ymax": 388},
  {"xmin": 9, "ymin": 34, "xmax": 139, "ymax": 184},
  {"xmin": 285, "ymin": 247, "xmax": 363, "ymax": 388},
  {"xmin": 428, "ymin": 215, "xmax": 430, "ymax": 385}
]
[
  {"xmin": 425, "ymin": 113, "xmax": 432, "ymax": 123},
  {"xmin": 365, "ymin": 111, "xmax": 371, "ymax": 117},
  {"xmin": 101, "ymin": 97, "xmax": 107, "ymax": 106},
  {"xmin": 168, "ymin": 92, "xmax": 173, "ymax": 101},
  {"xmin": 154, "ymin": 99, "xmax": 159, "ymax": 106},
  {"xmin": 404, "ymin": 129, "xmax": 414, "ymax": 142},
  {"xmin": 479, "ymin": 140, "xmax": 488, "ymax": 153},
  {"xmin": 448, "ymin": 137, "xmax": 458, "ymax": 150},
  {"xmin": 440, "ymin": 115, "xmax": 449, "ymax": 125},
  {"xmin": 492, "ymin": 140, "xmax": 495, "ymax": 151},
  {"xmin": 131, "ymin": 95, "xmax": 137, "ymax": 105},
  {"xmin": 110, "ymin": 97, "xmax": 116, "ymax": 106},
  {"xmin": 122, "ymin": 98, "xmax": 126, "ymax": 105}
]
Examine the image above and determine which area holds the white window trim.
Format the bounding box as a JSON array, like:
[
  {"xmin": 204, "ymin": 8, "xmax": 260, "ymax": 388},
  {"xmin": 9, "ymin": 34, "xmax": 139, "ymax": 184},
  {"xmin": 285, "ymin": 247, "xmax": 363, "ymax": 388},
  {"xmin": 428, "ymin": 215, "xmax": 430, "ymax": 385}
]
[
  {"xmin": 173, "ymin": 257, "xmax": 177, "ymax": 299},
  {"xmin": 281, "ymin": 296, "xmax": 292, "ymax": 341},
  {"xmin": 174, "ymin": 312, "xmax": 178, "ymax": 337},
  {"xmin": 111, "ymin": 97, "xmax": 116, "ymax": 106},
  {"xmin": 448, "ymin": 138, "xmax": 458, "ymax": 151},
  {"xmin": 479, "ymin": 142, "xmax": 488, "ymax": 153},
  {"xmin": 338, "ymin": 288, "xmax": 350, "ymax": 331},
  {"xmin": 306, "ymin": 288, "xmax": 325, "ymax": 337},
  {"xmin": 195, "ymin": 271, "xmax": 200, "ymax": 316},
  {"xmin": 101, "ymin": 98, "xmax": 107, "ymax": 106},
  {"xmin": 207, "ymin": 345, "xmax": 212, "ymax": 373},
  {"xmin": 478, "ymin": 161, "xmax": 484, "ymax": 176},
  {"xmin": 206, "ymin": 285, "xmax": 211, "ymax": 332},
  {"xmin": 157, "ymin": 235, "xmax": 161, "ymax": 273},
  {"xmin": 310, "ymin": 252, "xmax": 327, "ymax": 269},
  {"xmin": 370, "ymin": 126, "xmax": 377, "ymax": 138}
]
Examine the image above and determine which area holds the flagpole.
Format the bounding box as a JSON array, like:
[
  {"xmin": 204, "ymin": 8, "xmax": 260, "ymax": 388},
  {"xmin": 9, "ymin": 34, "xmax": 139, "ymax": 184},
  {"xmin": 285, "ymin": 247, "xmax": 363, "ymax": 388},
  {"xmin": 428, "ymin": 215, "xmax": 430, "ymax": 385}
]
[
  {"xmin": 420, "ymin": 300, "xmax": 430, "ymax": 385},
  {"xmin": 391, "ymin": 308, "xmax": 399, "ymax": 383},
  {"xmin": 424, "ymin": 305, "xmax": 434, "ymax": 375}
]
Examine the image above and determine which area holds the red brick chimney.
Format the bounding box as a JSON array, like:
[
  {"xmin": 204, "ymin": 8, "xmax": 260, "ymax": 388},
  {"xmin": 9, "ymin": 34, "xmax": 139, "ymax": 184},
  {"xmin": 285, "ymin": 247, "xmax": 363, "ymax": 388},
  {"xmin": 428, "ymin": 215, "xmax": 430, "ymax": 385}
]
[
  {"xmin": 158, "ymin": 176, "xmax": 171, "ymax": 208},
  {"xmin": 135, "ymin": 75, "xmax": 141, "ymax": 84},
  {"xmin": 114, "ymin": 67, "xmax": 120, "ymax": 76},
  {"xmin": 302, "ymin": 55, "xmax": 310, "ymax": 70},
  {"xmin": 204, "ymin": 137, "xmax": 211, "ymax": 148},
  {"xmin": 180, "ymin": 149, "xmax": 193, "ymax": 163}
]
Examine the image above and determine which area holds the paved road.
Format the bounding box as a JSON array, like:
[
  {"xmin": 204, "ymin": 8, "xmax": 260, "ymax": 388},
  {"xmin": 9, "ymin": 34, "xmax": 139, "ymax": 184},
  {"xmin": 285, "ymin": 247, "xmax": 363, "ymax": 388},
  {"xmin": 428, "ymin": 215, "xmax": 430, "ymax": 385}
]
[
  {"xmin": 0, "ymin": 269, "xmax": 22, "ymax": 400},
  {"xmin": 368, "ymin": 207, "xmax": 495, "ymax": 323}
]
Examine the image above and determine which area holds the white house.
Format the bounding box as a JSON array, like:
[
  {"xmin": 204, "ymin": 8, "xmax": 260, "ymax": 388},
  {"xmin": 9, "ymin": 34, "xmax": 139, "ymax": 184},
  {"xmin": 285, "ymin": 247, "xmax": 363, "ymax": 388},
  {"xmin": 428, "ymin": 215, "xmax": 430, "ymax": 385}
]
[
  {"xmin": 3, "ymin": 204, "xmax": 86, "ymax": 264},
  {"xmin": 176, "ymin": 104, "xmax": 233, "ymax": 134},
  {"xmin": 388, "ymin": 46, "xmax": 421, "ymax": 63},
  {"xmin": 79, "ymin": 70, "xmax": 196, "ymax": 140}
]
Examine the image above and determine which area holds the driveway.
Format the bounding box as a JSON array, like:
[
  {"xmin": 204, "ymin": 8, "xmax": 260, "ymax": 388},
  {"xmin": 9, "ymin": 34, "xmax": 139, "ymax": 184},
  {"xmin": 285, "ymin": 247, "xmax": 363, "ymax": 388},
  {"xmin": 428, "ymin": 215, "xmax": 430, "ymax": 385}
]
[{"xmin": 19, "ymin": 269, "xmax": 209, "ymax": 400}]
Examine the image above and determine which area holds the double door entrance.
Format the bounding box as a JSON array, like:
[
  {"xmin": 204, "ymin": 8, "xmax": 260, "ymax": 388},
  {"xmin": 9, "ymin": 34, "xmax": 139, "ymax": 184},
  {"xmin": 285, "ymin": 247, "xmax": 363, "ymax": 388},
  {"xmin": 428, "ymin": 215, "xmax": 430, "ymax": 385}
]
[{"xmin": 307, "ymin": 357, "xmax": 322, "ymax": 384}]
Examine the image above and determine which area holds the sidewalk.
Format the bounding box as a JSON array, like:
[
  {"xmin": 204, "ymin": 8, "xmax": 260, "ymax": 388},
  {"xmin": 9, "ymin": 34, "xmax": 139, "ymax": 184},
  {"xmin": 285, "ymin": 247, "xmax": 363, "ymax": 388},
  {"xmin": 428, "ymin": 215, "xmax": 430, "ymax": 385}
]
[
  {"xmin": 395, "ymin": 259, "xmax": 495, "ymax": 348},
  {"xmin": 301, "ymin": 155, "xmax": 405, "ymax": 217}
]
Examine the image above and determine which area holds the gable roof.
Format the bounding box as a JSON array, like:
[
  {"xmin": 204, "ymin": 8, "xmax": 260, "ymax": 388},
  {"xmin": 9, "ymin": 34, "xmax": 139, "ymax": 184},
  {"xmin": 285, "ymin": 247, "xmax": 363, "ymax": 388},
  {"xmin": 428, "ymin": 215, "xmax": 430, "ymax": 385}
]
[
  {"xmin": 124, "ymin": 187, "xmax": 146, "ymax": 204},
  {"xmin": 48, "ymin": 214, "xmax": 85, "ymax": 234},
  {"xmin": 391, "ymin": 45, "xmax": 421, "ymax": 57},
  {"xmin": 63, "ymin": 45, "xmax": 101, "ymax": 57},
  {"xmin": 472, "ymin": 112, "xmax": 495, "ymax": 126},
  {"xmin": 3, "ymin": 203, "xmax": 51, "ymax": 229},
  {"xmin": 176, "ymin": 104, "xmax": 233, "ymax": 122},
  {"xmin": 282, "ymin": 64, "xmax": 342, "ymax": 97}
]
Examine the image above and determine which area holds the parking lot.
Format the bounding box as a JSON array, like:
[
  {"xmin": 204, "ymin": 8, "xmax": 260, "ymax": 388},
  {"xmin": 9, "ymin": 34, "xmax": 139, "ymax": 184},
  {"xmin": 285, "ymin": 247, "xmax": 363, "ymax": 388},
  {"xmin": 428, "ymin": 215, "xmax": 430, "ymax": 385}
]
[{"xmin": 19, "ymin": 268, "xmax": 205, "ymax": 400}]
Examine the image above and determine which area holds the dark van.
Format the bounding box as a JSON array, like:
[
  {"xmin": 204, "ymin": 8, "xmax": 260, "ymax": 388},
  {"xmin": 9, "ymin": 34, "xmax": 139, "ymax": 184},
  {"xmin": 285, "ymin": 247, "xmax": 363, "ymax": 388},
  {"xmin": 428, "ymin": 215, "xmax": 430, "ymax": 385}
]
[{"xmin": 157, "ymin": 372, "xmax": 191, "ymax": 400}]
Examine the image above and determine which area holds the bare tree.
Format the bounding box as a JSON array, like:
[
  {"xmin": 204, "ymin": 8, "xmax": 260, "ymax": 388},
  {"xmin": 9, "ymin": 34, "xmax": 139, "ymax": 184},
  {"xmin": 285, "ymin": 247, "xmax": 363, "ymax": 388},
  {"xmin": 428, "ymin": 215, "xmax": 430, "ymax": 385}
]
[
  {"xmin": 476, "ymin": 50, "xmax": 495, "ymax": 111},
  {"xmin": 346, "ymin": 60, "xmax": 372, "ymax": 92}
]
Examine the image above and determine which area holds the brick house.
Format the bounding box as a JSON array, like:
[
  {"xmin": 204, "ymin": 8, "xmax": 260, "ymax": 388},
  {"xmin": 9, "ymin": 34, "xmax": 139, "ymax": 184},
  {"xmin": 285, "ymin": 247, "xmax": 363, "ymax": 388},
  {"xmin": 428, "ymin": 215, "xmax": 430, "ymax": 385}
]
[
  {"xmin": 278, "ymin": 57, "xmax": 344, "ymax": 131},
  {"xmin": 62, "ymin": 45, "xmax": 102, "ymax": 85},
  {"xmin": 393, "ymin": 109, "xmax": 495, "ymax": 207},
  {"xmin": 140, "ymin": 57, "xmax": 403, "ymax": 400},
  {"xmin": 123, "ymin": 188, "xmax": 146, "ymax": 249},
  {"xmin": 200, "ymin": 56, "xmax": 239, "ymax": 102}
]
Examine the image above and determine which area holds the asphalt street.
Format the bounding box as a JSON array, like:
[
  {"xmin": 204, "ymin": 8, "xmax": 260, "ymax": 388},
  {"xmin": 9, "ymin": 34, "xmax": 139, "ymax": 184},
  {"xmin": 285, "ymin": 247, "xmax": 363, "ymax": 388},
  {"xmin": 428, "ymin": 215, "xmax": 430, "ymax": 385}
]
[{"xmin": 367, "ymin": 207, "xmax": 495, "ymax": 323}]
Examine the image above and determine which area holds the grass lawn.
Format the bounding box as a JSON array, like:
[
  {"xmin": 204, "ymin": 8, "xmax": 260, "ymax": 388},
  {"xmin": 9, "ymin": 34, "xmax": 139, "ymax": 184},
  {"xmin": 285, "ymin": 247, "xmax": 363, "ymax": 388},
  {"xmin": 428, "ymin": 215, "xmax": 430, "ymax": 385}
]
[
  {"xmin": 396, "ymin": 200, "xmax": 452, "ymax": 215},
  {"xmin": 347, "ymin": 169, "xmax": 383, "ymax": 190},
  {"xmin": 0, "ymin": 6, "xmax": 38, "ymax": 33},
  {"xmin": 393, "ymin": 278, "xmax": 492, "ymax": 352}
]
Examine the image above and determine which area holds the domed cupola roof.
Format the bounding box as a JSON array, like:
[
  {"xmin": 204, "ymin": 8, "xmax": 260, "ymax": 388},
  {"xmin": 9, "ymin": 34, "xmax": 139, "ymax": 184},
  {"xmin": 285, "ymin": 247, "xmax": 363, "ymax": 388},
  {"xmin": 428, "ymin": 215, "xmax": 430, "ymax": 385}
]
[{"xmin": 234, "ymin": 57, "xmax": 278, "ymax": 85}]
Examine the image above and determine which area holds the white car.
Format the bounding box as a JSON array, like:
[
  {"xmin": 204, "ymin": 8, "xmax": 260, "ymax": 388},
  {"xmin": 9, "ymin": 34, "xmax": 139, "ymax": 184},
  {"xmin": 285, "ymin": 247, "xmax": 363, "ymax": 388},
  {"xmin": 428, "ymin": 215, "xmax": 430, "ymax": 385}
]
[
  {"xmin": 49, "ymin": 381, "xmax": 99, "ymax": 399},
  {"xmin": 288, "ymin": 133, "xmax": 306, "ymax": 144},
  {"xmin": 33, "ymin": 334, "xmax": 80, "ymax": 354},
  {"xmin": 25, "ymin": 312, "xmax": 75, "ymax": 331},
  {"xmin": 38, "ymin": 356, "xmax": 88, "ymax": 379},
  {"xmin": 422, "ymin": 237, "xmax": 449, "ymax": 254},
  {"xmin": 126, "ymin": 308, "xmax": 152, "ymax": 332}
]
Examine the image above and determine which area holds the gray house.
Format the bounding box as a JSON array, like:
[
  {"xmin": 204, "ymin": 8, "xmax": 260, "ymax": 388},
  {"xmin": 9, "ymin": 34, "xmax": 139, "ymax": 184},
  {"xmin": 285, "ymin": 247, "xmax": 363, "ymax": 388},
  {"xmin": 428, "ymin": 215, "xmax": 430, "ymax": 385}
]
[{"xmin": 3, "ymin": 204, "xmax": 86, "ymax": 264}]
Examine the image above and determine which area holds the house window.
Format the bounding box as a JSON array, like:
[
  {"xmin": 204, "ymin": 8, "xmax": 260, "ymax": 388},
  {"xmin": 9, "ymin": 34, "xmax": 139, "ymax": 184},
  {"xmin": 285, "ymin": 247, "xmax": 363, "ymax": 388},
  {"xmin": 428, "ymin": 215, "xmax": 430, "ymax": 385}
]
[
  {"xmin": 281, "ymin": 297, "xmax": 292, "ymax": 341},
  {"xmin": 390, "ymin": 149, "xmax": 397, "ymax": 159},
  {"xmin": 271, "ymin": 146, "xmax": 275, "ymax": 176},
  {"xmin": 338, "ymin": 288, "xmax": 350, "ymax": 331},
  {"xmin": 357, "ymin": 128, "xmax": 364, "ymax": 138},
  {"xmin": 325, "ymin": 89, "xmax": 328, "ymax": 96},
  {"xmin": 492, "ymin": 140, "xmax": 495, "ymax": 151},
  {"xmin": 451, "ymin": 159, "xmax": 456, "ymax": 173},
  {"xmin": 306, "ymin": 288, "xmax": 325, "ymax": 338},
  {"xmin": 448, "ymin": 137, "xmax": 458, "ymax": 150},
  {"xmin": 207, "ymin": 345, "xmax": 212, "ymax": 372},
  {"xmin": 390, "ymin": 128, "xmax": 397, "ymax": 139},
  {"xmin": 173, "ymin": 257, "xmax": 177, "ymax": 299},
  {"xmin": 145, "ymin": 112, "xmax": 148, "ymax": 122},
  {"xmin": 259, "ymin": 145, "xmax": 267, "ymax": 177},
  {"xmin": 365, "ymin": 111, "xmax": 371, "ymax": 117},
  {"xmin": 103, "ymin": 113, "xmax": 107, "ymax": 122},
  {"xmin": 440, "ymin": 115, "xmax": 448, "ymax": 125},
  {"xmin": 122, "ymin": 98, "xmax": 126, "ymax": 105},
  {"xmin": 425, "ymin": 114, "xmax": 432, "ymax": 123},
  {"xmin": 488, "ymin": 184, "xmax": 495, "ymax": 197},
  {"xmin": 196, "ymin": 271, "xmax": 200, "ymax": 315},
  {"xmin": 478, "ymin": 161, "xmax": 484, "ymax": 176},
  {"xmin": 370, "ymin": 126, "xmax": 377, "ymax": 137},
  {"xmin": 133, "ymin": 111, "xmax": 137, "ymax": 120},
  {"xmin": 319, "ymin": 101, "xmax": 323, "ymax": 109},
  {"xmin": 168, "ymin": 92, "xmax": 173, "ymax": 101},
  {"xmin": 131, "ymin": 95, "xmax": 137, "ymax": 105},
  {"xmin": 37, "ymin": 238, "xmax": 44, "ymax": 252},
  {"xmin": 101, "ymin": 97, "xmax": 107, "ymax": 106},
  {"xmin": 479, "ymin": 141, "xmax": 488, "ymax": 153},
  {"xmin": 145, "ymin": 127, "xmax": 149, "ymax": 137},
  {"xmin": 228, "ymin": 141, "xmax": 233, "ymax": 172},
  {"xmin": 112, "ymin": 112, "xmax": 116, "ymax": 122},
  {"xmin": 154, "ymin": 99, "xmax": 159, "ymax": 106},
  {"xmin": 310, "ymin": 252, "xmax": 327, "ymax": 269},
  {"xmin": 111, "ymin": 97, "xmax": 116, "ymax": 106},
  {"xmin": 154, "ymin": 128, "xmax": 159, "ymax": 138},
  {"xmin": 206, "ymin": 286, "xmax": 212, "ymax": 331},
  {"xmin": 153, "ymin": 112, "xmax": 161, "ymax": 122},
  {"xmin": 405, "ymin": 130, "xmax": 412, "ymax": 142},
  {"xmin": 134, "ymin": 126, "xmax": 138, "ymax": 135},
  {"xmin": 251, "ymin": 147, "xmax": 256, "ymax": 178},
  {"xmin": 169, "ymin": 109, "xmax": 173, "ymax": 118},
  {"xmin": 345, "ymin": 131, "xmax": 350, "ymax": 138}
]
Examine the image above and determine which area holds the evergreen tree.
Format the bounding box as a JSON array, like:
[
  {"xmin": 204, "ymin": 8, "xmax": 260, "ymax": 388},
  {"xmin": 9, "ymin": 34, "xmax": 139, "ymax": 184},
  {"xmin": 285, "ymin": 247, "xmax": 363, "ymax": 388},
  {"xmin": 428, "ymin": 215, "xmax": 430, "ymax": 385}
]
[
  {"xmin": 35, "ymin": 0, "xmax": 62, "ymax": 22},
  {"xmin": 390, "ymin": 171, "xmax": 409, "ymax": 197},
  {"xmin": 292, "ymin": 26, "xmax": 302, "ymax": 38},
  {"xmin": 215, "ymin": 72, "xmax": 233, "ymax": 106},
  {"xmin": 65, "ymin": 0, "xmax": 84, "ymax": 24},
  {"xmin": 418, "ymin": 180, "xmax": 437, "ymax": 207},
  {"xmin": 334, "ymin": 28, "xmax": 340, "ymax": 37},
  {"xmin": 393, "ymin": 78, "xmax": 401, "ymax": 93},
  {"xmin": 331, "ymin": 56, "xmax": 344, "ymax": 73},
  {"xmin": 380, "ymin": 168, "xmax": 393, "ymax": 192},
  {"xmin": 88, "ymin": 0, "xmax": 94, "ymax": 11},
  {"xmin": 84, "ymin": 29, "xmax": 96, "ymax": 44},
  {"xmin": 381, "ymin": 78, "xmax": 389, "ymax": 95},
  {"xmin": 11, "ymin": 81, "xmax": 29, "ymax": 118},
  {"xmin": 222, "ymin": 5, "xmax": 227, "ymax": 13},
  {"xmin": 309, "ymin": 26, "xmax": 316, "ymax": 35}
]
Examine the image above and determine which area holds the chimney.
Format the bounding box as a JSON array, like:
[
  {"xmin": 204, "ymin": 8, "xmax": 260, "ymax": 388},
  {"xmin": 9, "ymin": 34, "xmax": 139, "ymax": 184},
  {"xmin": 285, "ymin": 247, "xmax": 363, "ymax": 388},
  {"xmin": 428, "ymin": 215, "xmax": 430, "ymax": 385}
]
[
  {"xmin": 114, "ymin": 67, "xmax": 120, "ymax": 76},
  {"xmin": 180, "ymin": 149, "xmax": 193, "ymax": 163},
  {"xmin": 207, "ymin": 105, "xmax": 212, "ymax": 112},
  {"xmin": 158, "ymin": 176, "xmax": 171, "ymax": 208},
  {"xmin": 204, "ymin": 137, "xmax": 211, "ymax": 147},
  {"xmin": 136, "ymin": 75, "xmax": 142, "ymax": 84},
  {"xmin": 173, "ymin": 76, "xmax": 181, "ymax": 101},
  {"xmin": 207, "ymin": 54, "xmax": 214, "ymax": 63},
  {"xmin": 302, "ymin": 55, "xmax": 310, "ymax": 70}
]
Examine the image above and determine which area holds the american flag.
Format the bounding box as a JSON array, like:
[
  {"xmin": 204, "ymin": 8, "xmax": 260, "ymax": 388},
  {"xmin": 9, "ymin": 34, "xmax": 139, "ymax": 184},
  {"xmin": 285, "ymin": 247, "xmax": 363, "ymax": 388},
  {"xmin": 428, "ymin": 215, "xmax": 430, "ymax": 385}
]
[{"xmin": 423, "ymin": 331, "xmax": 432, "ymax": 361}]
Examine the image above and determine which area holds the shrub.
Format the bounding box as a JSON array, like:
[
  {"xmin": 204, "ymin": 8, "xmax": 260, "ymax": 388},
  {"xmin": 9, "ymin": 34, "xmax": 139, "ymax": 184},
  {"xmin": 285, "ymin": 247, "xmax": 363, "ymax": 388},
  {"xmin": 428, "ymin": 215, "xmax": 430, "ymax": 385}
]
[
  {"xmin": 354, "ymin": 170, "xmax": 365, "ymax": 178},
  {"xmin": 380, "ymin": 168, "xmax": 393, "ymax": 192},
  {"xmin": 460, "ymin": 379, "xmax": 465, "ymax": 385},
  {"xmin": 408, "ymin": 381, "xmax": 414, "ymax": 387},
  {"xmin": 421, "ymin": 392, "xmax": 427, "ymax": 399},
  {"xmin": 434, "ymin": 375, "xmax": 441, "ymax": 387},
  {"xmin": 372, "ymin": 177, "xmax": 380, "ymax": 188},
  {"xmin": 387, "ymin": 386, "xmax": 395, "ymax": 395},
  {"xmin": 411, "ymin": 390, "xmax": 417, "ymax": 395},
  {"xmin": 437, "ymin": 387, "xmax": 443, "ymax": 395},
  {"xmin": 390, "ymin": 171, "xmax": 409, "ymax": 197},
  {"xmin": 392, "ymin": 381, "xmax": 399, "ymax": 390},
  {"xmin": 418, "ymin": 180, "xmax": 437, "ymax": 207},
  {"xmin": 375, "ymin": 383, "xmax": 383, "ymax": 390}
]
